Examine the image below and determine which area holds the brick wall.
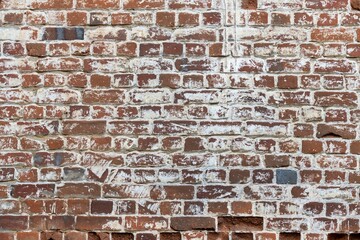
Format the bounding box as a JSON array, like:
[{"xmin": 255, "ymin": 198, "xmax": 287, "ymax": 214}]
[{"xmin": 1, "ymin": 0, "xmax": 360, "ymax": 239}]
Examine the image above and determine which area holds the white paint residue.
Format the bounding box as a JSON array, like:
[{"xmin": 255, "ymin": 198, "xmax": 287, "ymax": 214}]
[{"xmin": 102, "ymin": 220, "xmax": 122, "ymax": 230}]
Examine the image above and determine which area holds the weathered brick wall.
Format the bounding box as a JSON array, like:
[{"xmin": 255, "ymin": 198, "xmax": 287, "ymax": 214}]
[{"xmin": 1, "ymin": 0, "xmax": 360, "ymax": 239}]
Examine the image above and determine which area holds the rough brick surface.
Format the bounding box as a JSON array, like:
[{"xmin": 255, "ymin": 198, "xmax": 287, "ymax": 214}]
[{"xmin": 1, "ymin": 0, "xmax": 360, "ymax": 239}]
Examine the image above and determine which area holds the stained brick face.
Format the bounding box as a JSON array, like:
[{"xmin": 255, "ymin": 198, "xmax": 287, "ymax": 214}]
[{"xmin": 1, "ymin": 0, "xmax": 360, "ymax": 239}]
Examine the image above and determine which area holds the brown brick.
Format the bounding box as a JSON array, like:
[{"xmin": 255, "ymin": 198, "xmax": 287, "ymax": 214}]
[
  {"xmin": 170, "ymin": 217, "xmax": 215, "ymax": 231},
  {"xmin": 218, "ymin": 217, "xmax": 263, "ymax": 231}
]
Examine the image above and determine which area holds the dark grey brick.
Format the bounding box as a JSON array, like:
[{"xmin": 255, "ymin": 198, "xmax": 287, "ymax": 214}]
[
  {"xmin": 276, "ymin": 169, "xmax": 297, "ymax": 184},
  {"xmin": 42, "ymin": 27, "xmax": 84, "ymax": 40},
  {"xmin": 63, "ymin": 167, "xmax": 85, "ymax": 181},
  {"xmin": 53, "ymin": 152, "xmax": 64, "ymax": 166}
]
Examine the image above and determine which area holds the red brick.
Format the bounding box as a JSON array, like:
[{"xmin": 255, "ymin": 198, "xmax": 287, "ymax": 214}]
[
  {"xmin": 311, "ymin": 28, "xmax": 354, "ymax": 42},
  {"xmin": 314, "ymin": 92, "xmax": 358, "ymax": 107},
  {"xmin": 272, "ymin": 13, "xmax": 291, "ymax": 25},
  {"xmin": 17, "ymin": 232, "xmax": 39, "ymax": 240},
  {"xmin": 31, "ymin": 0, "xmax": 73, "ymax": 9},
  {"xmin": 156, "ymin": 12, "xmax": 175, "ymax": 27},
  {"xmin": 163, "ymin": 42, "xmax": 183, "ymax": 56},
  {"xmin": 249, "ymin": 12, "xmax": 268, "ymax": 25},
  {"xmin": 0, "ymin": 216, "xmax": 27, "ymax": 231},
  {"xmin": 218, "ymin": 217, "xmax": 263, "ymax": 231},
  {"xmin": 150, "ymin": 185, "xmax": 194, "ymax": 200},
  {"xmin": 125, "ymin": 216, "xmax": 168, "ymax": 230},
  {"xmin": 112, "ymin": 13, "xmax": 132, "ymax": 25},
  {"xmin": 91, "ymin": 200, "xmax": 113, "ymax": 214},
  {"xmin": 76, "ymin": 216, "xmax": 122, "ymax": 230},
  {"xmin": 302, "ymin": 140, "xmax": 323, "ymax": 154},
  {"xmin": 178, "ymin": 13, "xmax": 199, "ymax": 26},
  {"xmin": 57, "ymin": 183, "xmax": 101, "ymax": 198},
  {"xmin": 306, "ymin": 0, "xmax": 348, "ymax": 9},
  {"xmin": 124, "ymin": 0, "xmax": 164, "ymax": 9},
  {"xmin": 169, "ymin": 0, "xmax": 211, "ymax": 9},
  {"xmin": 242, "ymin": 0, "xmax": 258, "ymax": 9},
  {"xmin": 67, "ymin": 11, "xmax": 87, "ymax": 26},
  {"xmin": 203, "ymin": 12, "xmax": 221, "ymax": 25},
  {"xmin": 352, "ymin": 0, "xmax": 360, "ymax": 10},
  {"xmin": 314, "ymin": 59, "xmax": 356, "ymax": 73},
  {"xmin": 77, "ymin": 0, "xmax": 119, "ymax": 8},
  {"xmin": 62, "ymin": 121, "xmax": 106, "ymax": 135}
]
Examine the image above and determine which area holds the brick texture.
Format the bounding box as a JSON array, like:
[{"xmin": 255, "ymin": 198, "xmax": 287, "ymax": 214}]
[{"xmin": 1, "ymin": 0, "xmax": 360, "ymax": 239}]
